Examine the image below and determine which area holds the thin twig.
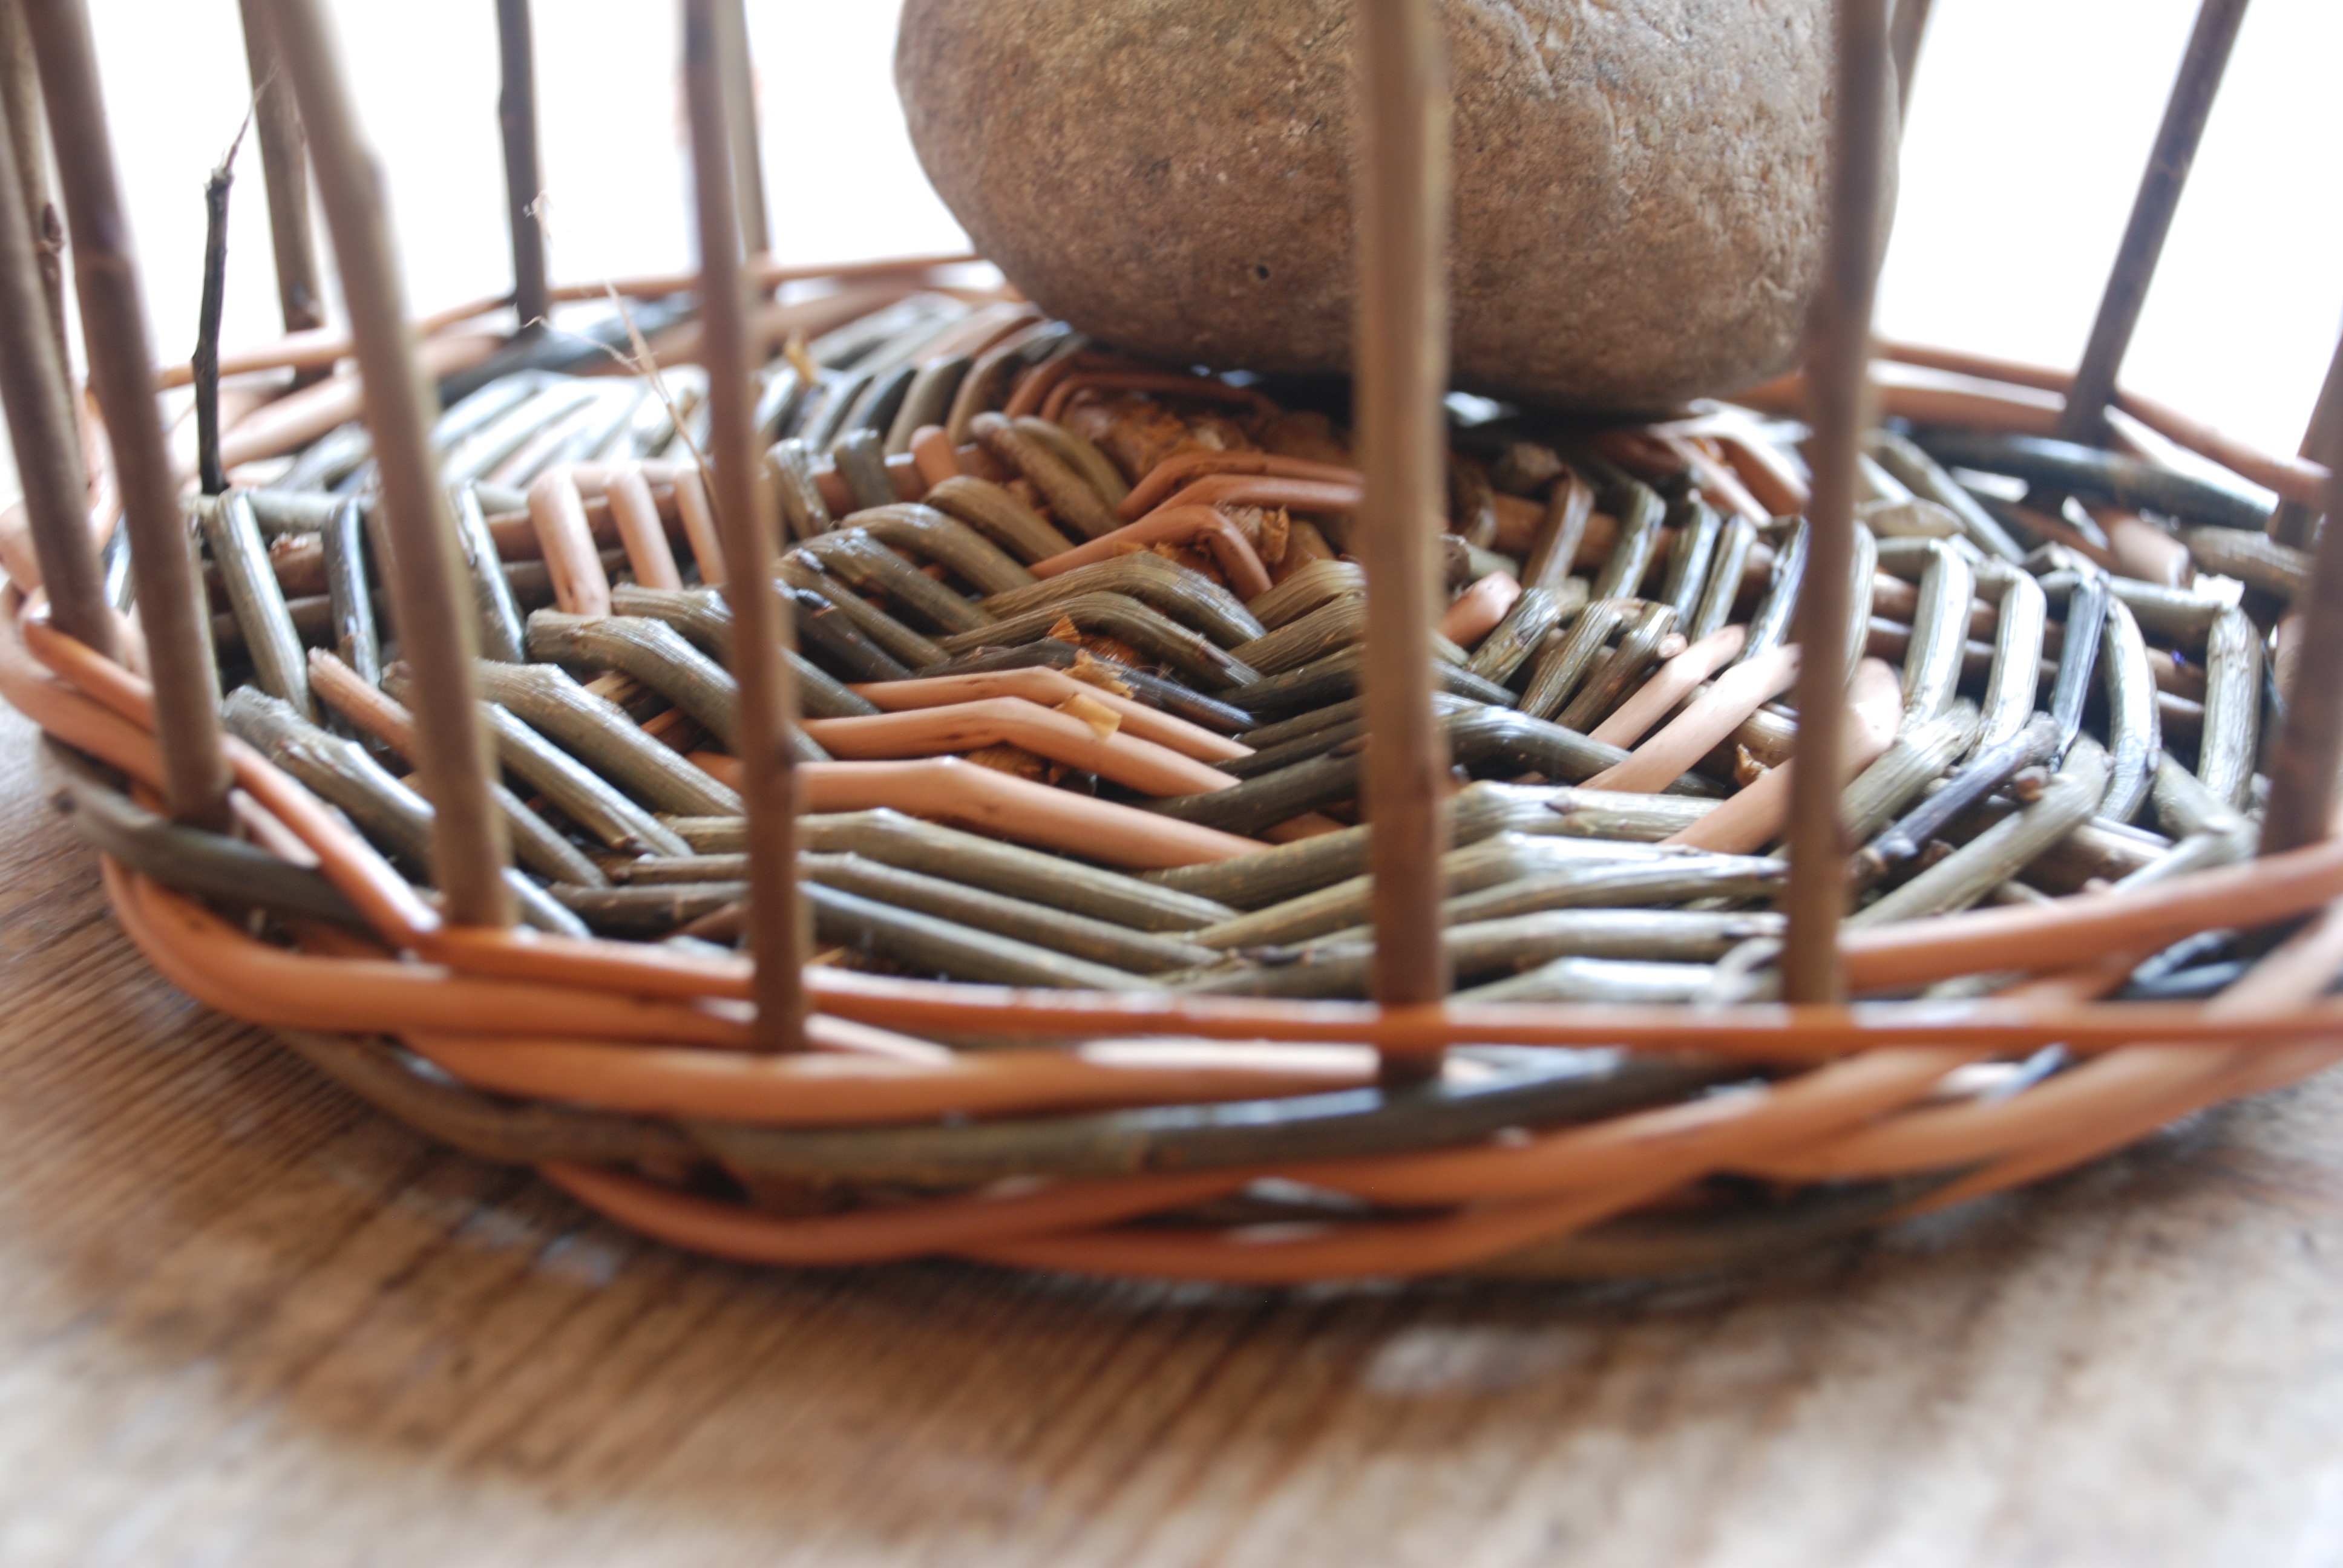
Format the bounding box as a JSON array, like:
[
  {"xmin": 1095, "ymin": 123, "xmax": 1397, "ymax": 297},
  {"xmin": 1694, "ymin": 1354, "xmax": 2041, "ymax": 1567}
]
[
  {"xmin": 194, "ymin": 104, "xmax": 255, "ymax": 495},
  {"xmin": 570, "ymin": 280, "xmax": 719, "ymax": 506},
  {"xmin": 783, "ymin": 328, "xmax": 819, "ymax": 387}
]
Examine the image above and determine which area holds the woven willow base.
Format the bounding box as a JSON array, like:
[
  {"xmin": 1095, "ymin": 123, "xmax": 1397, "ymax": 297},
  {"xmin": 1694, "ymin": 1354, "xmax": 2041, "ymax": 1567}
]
[{"xmin": 5, "ymin": 279, "xmax": 2339, "ymax": 1281}]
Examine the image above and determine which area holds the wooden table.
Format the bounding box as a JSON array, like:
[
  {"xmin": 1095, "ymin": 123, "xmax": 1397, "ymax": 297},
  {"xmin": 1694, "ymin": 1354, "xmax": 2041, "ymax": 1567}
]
[{"xmin": 5, "ymin": 701, "xmax": 2342, "ymax": 1567}]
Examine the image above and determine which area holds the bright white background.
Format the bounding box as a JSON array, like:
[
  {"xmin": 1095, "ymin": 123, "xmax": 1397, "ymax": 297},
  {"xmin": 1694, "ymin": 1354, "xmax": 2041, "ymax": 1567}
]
[{"xmin": 2, "ymin": 0, "xmax": 2337, "ymax": 508}]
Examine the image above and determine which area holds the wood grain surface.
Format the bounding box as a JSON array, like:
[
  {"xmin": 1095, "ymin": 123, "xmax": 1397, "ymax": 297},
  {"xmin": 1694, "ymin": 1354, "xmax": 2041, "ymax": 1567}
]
[{"xmin": 5, "ymin": 697, "xmax": 2343, "ymax": 1568}]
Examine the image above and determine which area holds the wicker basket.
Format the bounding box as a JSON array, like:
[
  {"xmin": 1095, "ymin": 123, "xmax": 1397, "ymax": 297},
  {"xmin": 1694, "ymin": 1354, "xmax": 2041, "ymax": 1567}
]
[{"xmin": 0, "ymin": 0, "xmax": 2337, "ymax": 1284}]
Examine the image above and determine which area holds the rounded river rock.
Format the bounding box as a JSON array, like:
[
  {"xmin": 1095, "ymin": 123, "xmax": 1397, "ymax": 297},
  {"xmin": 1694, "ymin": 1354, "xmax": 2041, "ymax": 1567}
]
[{"xmin": 897, "ymin": 0, "xmax": 1893, "ymax": 413}]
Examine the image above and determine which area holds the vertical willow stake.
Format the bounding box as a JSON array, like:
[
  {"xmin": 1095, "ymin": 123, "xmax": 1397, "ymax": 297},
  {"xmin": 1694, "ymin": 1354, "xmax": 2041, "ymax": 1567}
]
[
  {"xmin": 495, "ymin": 0, "xmax": 549, "ymax": 329},
  {"xmin": 1887, "ymin": 0, "xmax": 1933, "ymax": 122},
  {"xmin": 2053, "ymin": 0, "xmax": 2249, "ymax": 449},
  {"xmin": 0, "ymin": 0, "xmax": 66, "ymax": 367},
  {"xmin": 1352, "ymin": 0, "xmax": 1453, "ymax": 1069},
  {"xmin": 236, "ymin": 0, "xmax": 324, "ymax": 351},
  {"xmin": 0, "ymin": 66, "xmax": 110, "ymax": 659},
  {"xmin": 685, "ymin": 0, "xmax": 804, "ymax": 1050},
  {"xmin": 2260, "ymin": 338, "xmax": 2343, "ymax": 858},
  {"xmin": 25, "ymin": 0, "xmax": 232, "ymax": 832},
  {"xmin": 260, "ymin": 0, "xmax": 514, "ymax": 927},
  {"xmin": 1781, "ymin": 0, "xmax": 1890, "ymax": 1007},
  {"xmin": 714, "ymin": 0, "xmax": 770, "ymax": 260},
  {"xmin": 2270, "ymin": 334, "xmax": 2342, "ymax": 550}
]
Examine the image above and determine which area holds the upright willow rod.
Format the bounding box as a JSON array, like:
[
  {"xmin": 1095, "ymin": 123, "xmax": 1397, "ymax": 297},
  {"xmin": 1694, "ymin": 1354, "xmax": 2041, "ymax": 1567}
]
[
  {"xmin": 1781, "ymin": 0, "xmax": 1891, "ymax": 1005},
  {"xmin": 235, "ymin": 0, "xmax": 324, "ymax": 350},
  {"xmin": 2261, "ymin": 332, "xmax": 2343, "ymax": 859},
  {"xmin": 260, "ymin": 0, "xmax": 514, "ymax": 926},
  {"xmin": 0, "ymin": 51, "xmax": 110, "ymax": 658},
  {"xmin": 25, "ymin": 0, "xmax": 231, "ymax": 831},
  {"xmin": 2271, "ymin": 333, "xmax": 2343, "ymax": 549},
  {"xmin": 684, "ymin": 0, "xmax": 805, "ymax": 1050},
  {"xmin": 2053, "ymin": 0, "xmax": 2250, "ymax": 449},
  {"xmin": 1350, "ymin": 0, "xmax": 1453, "ymax": 1073},
  {"xmin": 0, "ymin": 0, "xmax": 67, "ymax": 366},
  {"xmin": 1887, "ymin": 0, "xmax": 1933, "ymax": 121},
  {"xmin": 494, "ymin": 0, "xmax": 548, "ymax": 328},
  {"xmin": 715, "ymin": 0, "xmax": 770, "ymax": 260}
]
